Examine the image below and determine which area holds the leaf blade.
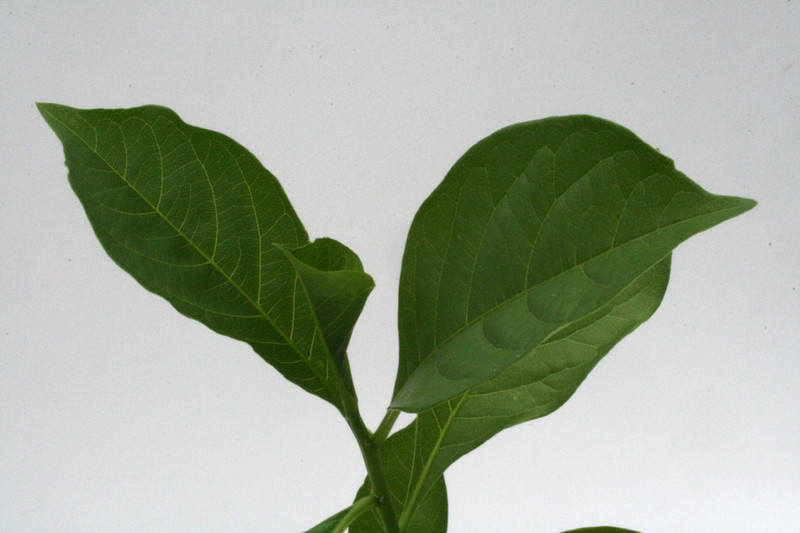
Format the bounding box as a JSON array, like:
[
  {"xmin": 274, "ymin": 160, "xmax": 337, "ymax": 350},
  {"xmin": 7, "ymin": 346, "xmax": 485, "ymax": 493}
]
[
  {"xmin": 38, "ymin": 103, "xmax": 369, "ymax": 411},
  {"xmin": 393, "ymin": 115, "xmax": 755, "ymax": 411},
  {"xmin": 276, "ymin": 238, "xmax": 375, "ymax": 375}
]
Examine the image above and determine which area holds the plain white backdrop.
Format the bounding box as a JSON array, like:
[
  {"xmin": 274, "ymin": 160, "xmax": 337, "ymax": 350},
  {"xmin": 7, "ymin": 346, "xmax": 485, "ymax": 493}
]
[{"xmin": 2, "ymin": 2, "xmax": 798, "ymax": 532}]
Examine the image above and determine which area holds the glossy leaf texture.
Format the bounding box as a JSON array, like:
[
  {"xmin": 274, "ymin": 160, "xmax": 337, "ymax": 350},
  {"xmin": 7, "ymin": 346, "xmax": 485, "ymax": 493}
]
[
  {"xmin": 38, "ymin": 103, "xmax": 373, "ymax": 413},
  {"xmin": 392, "ymin": 115, "xmax": 756, "ymax": 411},
  {"xmin": 377, "ymin": 256, "xmax": 672, "ymax": 517}
]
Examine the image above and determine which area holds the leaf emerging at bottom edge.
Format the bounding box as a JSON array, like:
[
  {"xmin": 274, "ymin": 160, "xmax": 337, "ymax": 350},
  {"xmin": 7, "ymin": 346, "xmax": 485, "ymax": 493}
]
[{"xmin": 563, "ymin": 526, "xmax": 639, "ymax": 533}]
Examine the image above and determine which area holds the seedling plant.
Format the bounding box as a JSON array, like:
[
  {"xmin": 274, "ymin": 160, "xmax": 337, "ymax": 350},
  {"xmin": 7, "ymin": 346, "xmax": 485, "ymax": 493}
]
[{"xmin": 39, "ymin": 103, "xmax": 754, "ymax": 532}]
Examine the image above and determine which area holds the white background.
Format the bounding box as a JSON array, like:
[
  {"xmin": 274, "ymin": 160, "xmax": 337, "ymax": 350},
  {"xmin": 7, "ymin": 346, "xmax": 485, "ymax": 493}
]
[{"xmin": 2, "ymin": 2, "xmax": 798, "ymax": 532}]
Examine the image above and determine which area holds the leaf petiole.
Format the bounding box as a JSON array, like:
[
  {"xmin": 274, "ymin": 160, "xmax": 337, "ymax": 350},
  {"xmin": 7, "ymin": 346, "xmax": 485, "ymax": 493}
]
[{"xmin": 372, "ymin": 409, "xmax": 400, "ymax": 446}]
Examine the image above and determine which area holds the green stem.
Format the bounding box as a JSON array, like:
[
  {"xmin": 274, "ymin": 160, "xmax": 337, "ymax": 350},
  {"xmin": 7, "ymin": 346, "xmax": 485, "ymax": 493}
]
[
  {"xmin": 372, "ymin": 409, "xmax": 400, "ymax": 446},
  {"xmin": 331, "ymin": 494, "xmax": 378, "ymax": 533},
  {"xmin": 340, "ymin": 392, "xmax": 400, "ymax": 533}
]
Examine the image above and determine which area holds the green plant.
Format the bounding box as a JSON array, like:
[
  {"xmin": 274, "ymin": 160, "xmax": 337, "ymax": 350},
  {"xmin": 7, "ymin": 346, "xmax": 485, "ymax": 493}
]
[{"xmin": 38, "ymin": 103, "xmax": 755, "ymax": 533}]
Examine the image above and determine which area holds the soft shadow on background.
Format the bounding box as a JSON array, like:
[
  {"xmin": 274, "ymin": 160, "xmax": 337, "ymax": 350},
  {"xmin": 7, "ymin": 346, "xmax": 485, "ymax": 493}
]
[{"xmin": 2, "ymin": 2, "xmax": 798, "ymax": 532}]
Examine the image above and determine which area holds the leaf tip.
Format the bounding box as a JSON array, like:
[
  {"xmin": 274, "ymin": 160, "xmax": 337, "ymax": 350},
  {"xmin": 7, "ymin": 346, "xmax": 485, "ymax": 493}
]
[
  {"xmin": 35, "ymin": 101, "xmax": 62, "ymax": 116},
  {"xmin": 726, "ymin": 195, "xmax": 758, "ymax": 219},
  {"xmin": 35, "ymin": 101, "xmax": 51, "ymax": 117},
  {"xmin": 36, "ymin": 102, "xmax": 73, "ymax": 131},
  {"xmin": 741, "ymin": 196, "xmax": 758, "ymax": 212}
]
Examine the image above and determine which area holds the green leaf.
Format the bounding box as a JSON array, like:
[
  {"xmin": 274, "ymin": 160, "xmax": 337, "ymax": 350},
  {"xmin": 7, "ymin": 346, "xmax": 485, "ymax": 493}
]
[
  {"xmin": 381, "ymin": 256, "xmax": 672, "ymax": 518},
  {"xmin": 392, "ymin": 115, "xmax": 755, "ymax": 411},
  {"xmin": 38, "ymin": 103, "xmax": 372, "ymax": 412},
  {"xmin": 276, "ymin": 238, "xmax": 375, "ymax": 379}
]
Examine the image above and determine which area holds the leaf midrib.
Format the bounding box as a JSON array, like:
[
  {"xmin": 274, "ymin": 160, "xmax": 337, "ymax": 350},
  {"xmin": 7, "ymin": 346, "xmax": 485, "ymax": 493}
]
[{"xmin": 42, "ymin": 106, "xmax": 343, "ymax": 403}]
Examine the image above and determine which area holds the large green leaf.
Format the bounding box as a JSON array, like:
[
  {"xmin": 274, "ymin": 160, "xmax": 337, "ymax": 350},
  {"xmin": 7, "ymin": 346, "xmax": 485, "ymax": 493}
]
[
  {"xmin": 38, "ymin": 103, "xmax": 373, "ymax": 413},
  {"xmin": 392, "ymin": 115, "xmax": 755, "ymax": 411},
  {"xmin": 379, "ymin": 256, "xmax": 672, "ymax": 518}
]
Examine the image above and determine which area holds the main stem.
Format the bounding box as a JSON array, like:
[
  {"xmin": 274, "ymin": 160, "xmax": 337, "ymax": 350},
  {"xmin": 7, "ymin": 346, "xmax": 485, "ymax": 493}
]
[{"xmin": 340, "ymin": 392, "xmax": 400, "ymax": 533}]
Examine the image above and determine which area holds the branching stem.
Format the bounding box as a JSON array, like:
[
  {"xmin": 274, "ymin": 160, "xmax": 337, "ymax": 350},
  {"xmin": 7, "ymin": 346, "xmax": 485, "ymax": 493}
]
[{"xmin": 340, "ymin": 391, "xmax": 400, "ymax": 533}]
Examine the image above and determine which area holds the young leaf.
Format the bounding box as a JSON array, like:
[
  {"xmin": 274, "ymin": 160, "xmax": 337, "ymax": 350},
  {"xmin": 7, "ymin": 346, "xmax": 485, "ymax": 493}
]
[
  {"xmin": 380, "ymin": 257, "xmax": 672, "ymax": 516},
  {"xmin": 392, "ymin": 115, "xmax": 755, "ymax": 411},
  {"xmin": 38, "ymin": 103, "xmax": 372, "ymax": 413},
  {"xmin": 276, "ymin": 238, "xmax": 375, "ymax": 379}
]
